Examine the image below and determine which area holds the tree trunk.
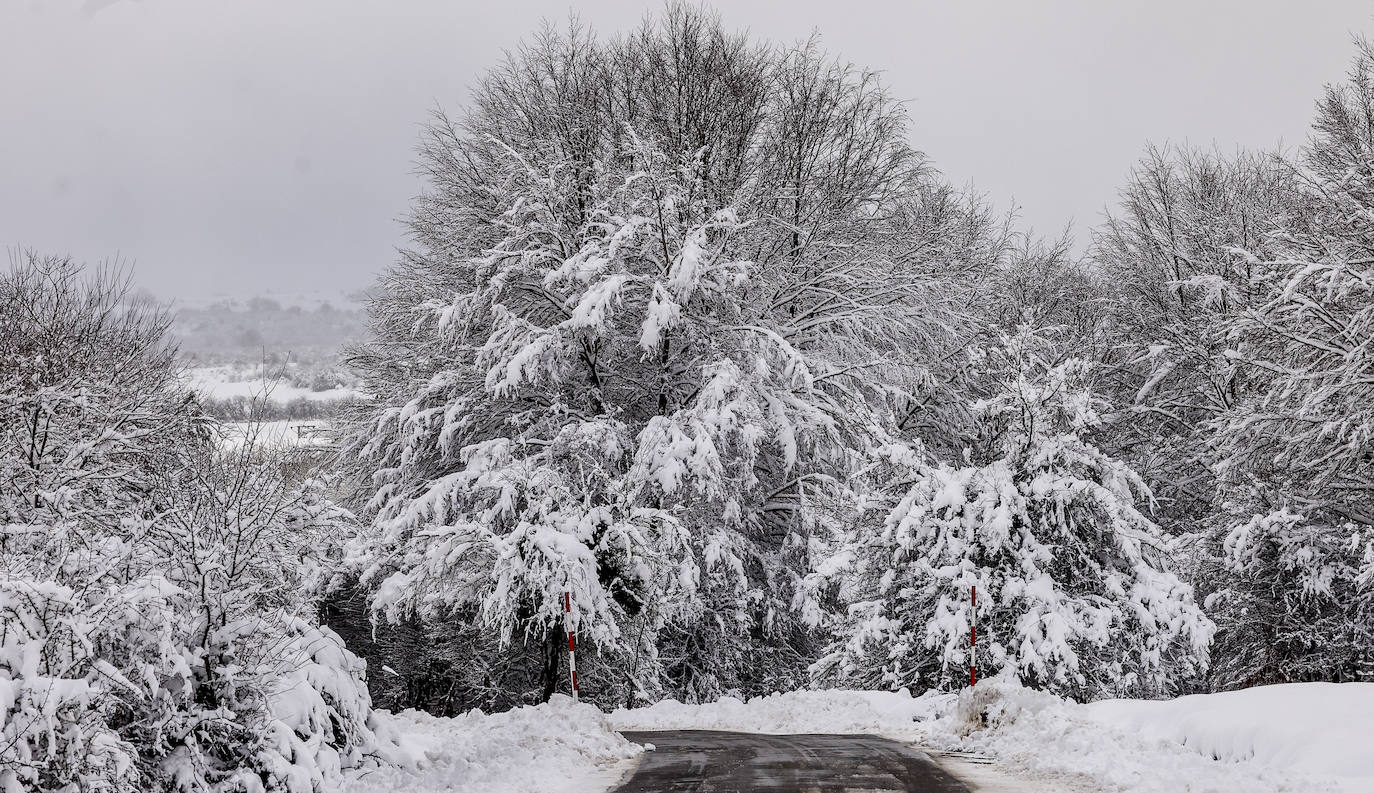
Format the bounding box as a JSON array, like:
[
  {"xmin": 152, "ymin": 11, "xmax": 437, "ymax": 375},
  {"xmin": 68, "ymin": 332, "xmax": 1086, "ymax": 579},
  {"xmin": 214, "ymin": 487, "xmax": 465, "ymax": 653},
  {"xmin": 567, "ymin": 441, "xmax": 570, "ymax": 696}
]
[{"xmin": 540, "ymin": 626, "xmax": 561, "ymax": 703}]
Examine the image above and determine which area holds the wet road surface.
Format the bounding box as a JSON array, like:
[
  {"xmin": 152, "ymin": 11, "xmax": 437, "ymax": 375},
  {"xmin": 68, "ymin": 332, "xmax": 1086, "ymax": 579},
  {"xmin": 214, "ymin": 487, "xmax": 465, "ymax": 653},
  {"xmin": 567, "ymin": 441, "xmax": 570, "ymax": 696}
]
[{"xmin": 614, "ymin": 730, "xmax": 972, "ymax": 793}]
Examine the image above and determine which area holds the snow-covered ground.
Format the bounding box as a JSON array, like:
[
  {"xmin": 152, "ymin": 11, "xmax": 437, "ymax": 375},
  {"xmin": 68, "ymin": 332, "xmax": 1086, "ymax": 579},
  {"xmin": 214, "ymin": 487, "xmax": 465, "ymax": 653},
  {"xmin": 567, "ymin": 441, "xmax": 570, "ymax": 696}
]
[
  {"xmin": 339, "ymin": 681, "xmax": 1374, "ymax": 793},
  {"xmin": 1086, "ymin": 682, "xmax": 1374, "ymax": 792},
  {"xmin": 215, "ymin": 419, "xmax": 333, "ymax": 451},
  {"xmin": 609, "ymin": 688, "xmax": 943, "ymax": 741},
  {"xmin": 611, "ymin": 679, "xmax": 1374, "ymax": 793},
  {"xmin": 185, "ymin": 365, "xmax": 364, "ymax": 403},
  {"xmin": 343, "ymin": 696, "xmax": 642, "ymax": 793},
  {"xmin": 934, "ymin": 675, "xmax": 1368, "ymax": 793}
]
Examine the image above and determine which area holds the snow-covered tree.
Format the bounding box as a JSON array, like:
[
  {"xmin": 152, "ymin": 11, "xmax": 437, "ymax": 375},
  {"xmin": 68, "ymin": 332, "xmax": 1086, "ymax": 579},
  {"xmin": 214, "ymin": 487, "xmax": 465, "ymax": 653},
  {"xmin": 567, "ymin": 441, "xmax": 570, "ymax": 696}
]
[
  {"xmin": 1207, "ymin": 40, "xmax": 1374, "ymax": 686},
  {"xmin": 0, "ymin": 255, "xmax": 378, "ymax": 792},
  {"xmin": 812, "ymin": 329, "xmax": 1213, "ymax": 700},
  {"xmin": 1203, "ymin": 509, "xmax": 1371, "ymax": 687},
  {"xmin": 1090, "ymin": 144, "xmax": 1305, "ymax": 539},
  {"xmin": 0, "ymin": 255, "xmax": 203, "ymax": 522},
  {"xmin": 985, "ymin": 233, "xmax": 1102, "ymax": 339},
  {"xmin": 340, "ymin": 6, "xmax": 1004, "ymax": 708},
  {"xmin": 346, "ymin": 140, "xmax": 893, "ymax": 706}
]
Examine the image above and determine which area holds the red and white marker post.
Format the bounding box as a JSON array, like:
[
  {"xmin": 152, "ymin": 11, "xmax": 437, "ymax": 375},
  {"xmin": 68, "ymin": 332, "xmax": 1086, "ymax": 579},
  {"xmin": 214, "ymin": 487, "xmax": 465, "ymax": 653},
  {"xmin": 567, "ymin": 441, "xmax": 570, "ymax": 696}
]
[
  {"xmin": 970, "ymin": 585, "xmax": 978, "ymax": 687},
  {"xmin": 563, "ymin": 592, "xmax": 579, "ymax": 702}
]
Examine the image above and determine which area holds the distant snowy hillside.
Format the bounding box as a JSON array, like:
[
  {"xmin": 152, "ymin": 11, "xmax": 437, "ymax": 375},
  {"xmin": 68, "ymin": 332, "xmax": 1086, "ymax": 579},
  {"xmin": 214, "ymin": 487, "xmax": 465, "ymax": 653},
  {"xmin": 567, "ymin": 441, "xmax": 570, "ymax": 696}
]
[
  {"xmin": 172, "ymin": 288, "xmax": 369, "ymax": 314},
  {"xmin": 168, "ymin": 292, "xmax": 368, "ymax": 365}
]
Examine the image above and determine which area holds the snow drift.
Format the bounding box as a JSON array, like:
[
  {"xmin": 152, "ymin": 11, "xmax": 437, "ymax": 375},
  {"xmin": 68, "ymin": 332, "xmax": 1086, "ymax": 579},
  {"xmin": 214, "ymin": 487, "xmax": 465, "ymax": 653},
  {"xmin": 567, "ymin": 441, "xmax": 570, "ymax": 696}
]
[
  {"xmin": 938, "ymin": 674, "xmax": 1369, "ymax": 793},
  {"xmin": 1086, "ymin": 682, "xmax": 1374, "ymax": 791}
]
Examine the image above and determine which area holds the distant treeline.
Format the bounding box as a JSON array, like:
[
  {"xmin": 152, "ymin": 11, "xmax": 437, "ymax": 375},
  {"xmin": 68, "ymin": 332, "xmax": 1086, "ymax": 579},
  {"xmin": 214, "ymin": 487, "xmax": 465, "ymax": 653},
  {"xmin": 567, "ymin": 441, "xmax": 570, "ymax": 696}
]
[
  {"xmin": 200, "ymin": 394, "xmax": 361, "ymax": 421},
  {"xmin": 173, "ymin": 296, "xmax": 368, "ymax": 364}
]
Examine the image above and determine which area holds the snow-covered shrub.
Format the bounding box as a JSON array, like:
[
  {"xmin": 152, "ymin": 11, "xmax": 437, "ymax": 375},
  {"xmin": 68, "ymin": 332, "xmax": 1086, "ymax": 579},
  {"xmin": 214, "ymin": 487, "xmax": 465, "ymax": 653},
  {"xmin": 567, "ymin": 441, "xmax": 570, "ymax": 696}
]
[
  {"xmin": 814, "ymin": 329, "xmax": 1214, "ymax": 699},
  {"xmin": 1, "ymin": 453, "xmax": 377, "ymax": 793},
  {"xmin": 0, "ymin": 578, "xmax": 141, "ymax": 793},
  {"xmin": 945, "ymin": 668, "xmax": 1063, "ymax": 737},
  {"xmin": 0, "ymin": 570, "xmax": 373, "ymax": 793},
  {"xmin": 1204, "ymin": 509, "xmax": 1372, "ymax": 687}
]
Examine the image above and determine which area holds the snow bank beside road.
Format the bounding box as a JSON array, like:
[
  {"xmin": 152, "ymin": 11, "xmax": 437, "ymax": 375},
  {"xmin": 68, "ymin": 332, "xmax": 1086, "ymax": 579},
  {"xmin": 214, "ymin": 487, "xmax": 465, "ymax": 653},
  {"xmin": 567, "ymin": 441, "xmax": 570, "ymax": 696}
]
[
  {"xmin": 1086, "ymin": 682, "xmax": 1374, "ymax": 792},
  {"xmin": 610, "ymin": 688, "xmax": 950, "ymax": 739},
  {"xmin": 343, "ymin": 696, "xmax": 642, "ymax": 793},
  {"xmin": 613, "ymin": 680, "xmax": 1371, "ymax": 793},
  {"xmin": 343, "ymin": 682, "xmax": 1373, "ymax": 793},
  {"xmin": 935, "ymin": 674, "xmax": 1362, "ymax": 793}
]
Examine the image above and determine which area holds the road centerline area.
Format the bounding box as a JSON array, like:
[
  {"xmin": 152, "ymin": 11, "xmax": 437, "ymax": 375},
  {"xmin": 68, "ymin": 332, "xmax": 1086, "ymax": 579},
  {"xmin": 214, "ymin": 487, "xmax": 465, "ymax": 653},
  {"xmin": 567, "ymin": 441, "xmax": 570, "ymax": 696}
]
[{"xmin": 614, "ymin": 730, "xmax": 972, "ymax": 793}]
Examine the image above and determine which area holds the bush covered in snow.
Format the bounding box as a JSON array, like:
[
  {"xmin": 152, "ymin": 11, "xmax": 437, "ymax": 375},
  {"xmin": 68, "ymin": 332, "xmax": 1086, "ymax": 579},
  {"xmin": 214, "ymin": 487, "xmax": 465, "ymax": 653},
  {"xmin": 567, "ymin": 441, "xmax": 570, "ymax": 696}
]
[
  {"xmin": 1203, "ymin": 509, "xmax": 1372, "ymax": 688},
  {"xmin": 813, "ymin": 329, "xmax": 1213, "ymax": 699}
]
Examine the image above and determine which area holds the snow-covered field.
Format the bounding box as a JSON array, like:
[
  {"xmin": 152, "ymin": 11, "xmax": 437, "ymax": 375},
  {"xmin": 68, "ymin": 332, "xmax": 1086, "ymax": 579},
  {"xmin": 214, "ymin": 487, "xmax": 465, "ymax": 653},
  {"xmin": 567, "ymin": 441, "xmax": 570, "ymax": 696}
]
[
  {"xmin": 351, "ymin": 681, "xmax": 1374, "ymax": 793},
  {"xmin": 609, "ymin": 688, "xmax": 942, "ymax": 741},
  {"xmin": 215, "ymin": 419, "xmax": 334, "ymax": 451},
  {"xmin": 185, "ymin": 365, "xmax": 364, "ymax": 403}
]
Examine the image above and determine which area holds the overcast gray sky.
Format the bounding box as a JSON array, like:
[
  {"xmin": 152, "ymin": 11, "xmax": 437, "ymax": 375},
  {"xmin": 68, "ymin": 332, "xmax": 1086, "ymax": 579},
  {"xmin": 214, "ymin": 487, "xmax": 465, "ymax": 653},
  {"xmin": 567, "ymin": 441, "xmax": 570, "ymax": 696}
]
[{"xmin": 3, "ymin": 0, "xmax": 1370, "ymax": 301}]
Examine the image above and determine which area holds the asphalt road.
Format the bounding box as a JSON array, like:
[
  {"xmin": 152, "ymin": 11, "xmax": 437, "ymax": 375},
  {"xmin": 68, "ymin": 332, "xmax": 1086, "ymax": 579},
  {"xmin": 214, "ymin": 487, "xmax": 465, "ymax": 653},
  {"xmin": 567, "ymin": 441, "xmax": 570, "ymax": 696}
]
[{"xmin": 614, "ymin": 730, "xmax": 972, "ymax": 793}]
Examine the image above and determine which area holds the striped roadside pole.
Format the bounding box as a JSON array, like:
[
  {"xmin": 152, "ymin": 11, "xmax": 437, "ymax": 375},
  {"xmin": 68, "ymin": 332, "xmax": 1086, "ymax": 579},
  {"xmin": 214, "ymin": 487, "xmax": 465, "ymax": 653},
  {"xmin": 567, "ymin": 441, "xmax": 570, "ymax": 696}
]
[
  {"xmin": 970, "ymin": 585, "xmax": 977, "ymax": 687},
  {"xmin": 563, "ymin": 591, "xmax": 579, "ymax": 703}
]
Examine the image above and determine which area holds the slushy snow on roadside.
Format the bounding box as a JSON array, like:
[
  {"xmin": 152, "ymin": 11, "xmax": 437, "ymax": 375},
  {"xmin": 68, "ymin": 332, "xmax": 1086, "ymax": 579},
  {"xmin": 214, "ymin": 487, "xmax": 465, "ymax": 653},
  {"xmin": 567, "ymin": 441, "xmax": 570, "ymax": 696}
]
[{"xmin": 342, "ymin": 696, "xmax": 642, "ymax": 793}]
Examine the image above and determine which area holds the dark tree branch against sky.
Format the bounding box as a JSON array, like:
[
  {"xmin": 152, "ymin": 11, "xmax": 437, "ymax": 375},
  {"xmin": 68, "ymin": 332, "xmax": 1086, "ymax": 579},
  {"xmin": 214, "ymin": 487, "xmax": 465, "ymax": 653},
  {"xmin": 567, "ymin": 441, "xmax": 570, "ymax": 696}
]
[{"xmin": 2, "ymin": 0, "xmax": 1369, "ymax": 300}]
